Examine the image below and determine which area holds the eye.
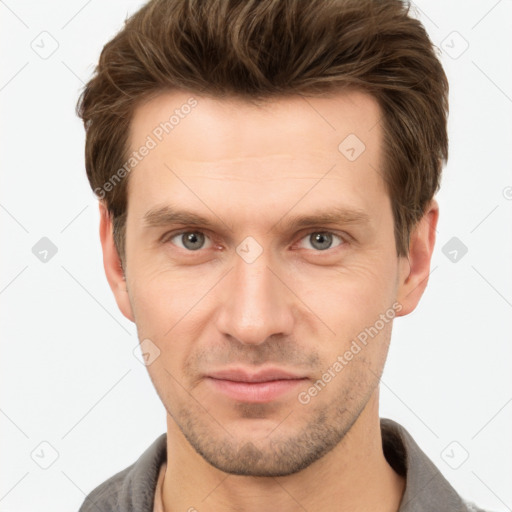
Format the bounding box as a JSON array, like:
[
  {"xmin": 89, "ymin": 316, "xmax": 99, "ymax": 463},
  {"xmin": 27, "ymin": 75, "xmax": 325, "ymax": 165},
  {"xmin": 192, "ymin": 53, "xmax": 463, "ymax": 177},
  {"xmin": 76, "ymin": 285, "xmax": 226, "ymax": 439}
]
[
  {"xmin": 168, "ymin": 231, "xmax": 213, "ymax": 251},
  {"xmin": 297, "ymin": 231, "xmax": 345, "ymax": 251}
]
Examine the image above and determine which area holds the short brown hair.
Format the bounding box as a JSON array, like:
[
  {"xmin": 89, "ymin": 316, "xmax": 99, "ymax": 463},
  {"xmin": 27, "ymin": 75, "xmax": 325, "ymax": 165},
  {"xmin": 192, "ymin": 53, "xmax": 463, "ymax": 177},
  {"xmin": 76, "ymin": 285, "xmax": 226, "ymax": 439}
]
[{"xmin": 77, "ymin": 0, "xmax": 448, "ymax": 263}]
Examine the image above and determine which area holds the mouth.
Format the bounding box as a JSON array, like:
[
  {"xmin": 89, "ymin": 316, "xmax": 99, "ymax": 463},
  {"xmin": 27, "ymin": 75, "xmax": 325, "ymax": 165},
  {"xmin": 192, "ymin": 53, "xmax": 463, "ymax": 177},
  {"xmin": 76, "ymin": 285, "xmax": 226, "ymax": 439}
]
[{"xmin": 205, "ymin": 367, "xmax": 308, "ymax": 403}]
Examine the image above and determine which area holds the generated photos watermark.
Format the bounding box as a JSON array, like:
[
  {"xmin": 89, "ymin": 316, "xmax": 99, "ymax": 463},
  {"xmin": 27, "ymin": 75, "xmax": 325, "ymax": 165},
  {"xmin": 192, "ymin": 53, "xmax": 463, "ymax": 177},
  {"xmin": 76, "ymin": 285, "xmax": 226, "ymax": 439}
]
[
  {"xmin": 94, "ymin": 97, "xmax": 198, "ymax": 199},
  {"xmin": 298, "ymin": 301, "xmax": 403, "ymax": 405}
]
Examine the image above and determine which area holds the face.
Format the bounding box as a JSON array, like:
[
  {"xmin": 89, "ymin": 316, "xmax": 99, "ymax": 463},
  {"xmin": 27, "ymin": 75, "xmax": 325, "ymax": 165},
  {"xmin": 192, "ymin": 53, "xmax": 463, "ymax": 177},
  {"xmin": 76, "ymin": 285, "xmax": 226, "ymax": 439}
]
[{"xmin": 101, "ymin": 89, "xmax": 432, "ymax": 477}]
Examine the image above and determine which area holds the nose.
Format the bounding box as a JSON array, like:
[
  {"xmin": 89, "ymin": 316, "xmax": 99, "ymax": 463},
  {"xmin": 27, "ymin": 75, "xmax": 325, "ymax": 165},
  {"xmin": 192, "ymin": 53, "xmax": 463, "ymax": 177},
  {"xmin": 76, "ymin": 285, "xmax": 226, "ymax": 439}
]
[{"xmin": 215, "ymin": 246, "xmax": 295, "ymax": 345}]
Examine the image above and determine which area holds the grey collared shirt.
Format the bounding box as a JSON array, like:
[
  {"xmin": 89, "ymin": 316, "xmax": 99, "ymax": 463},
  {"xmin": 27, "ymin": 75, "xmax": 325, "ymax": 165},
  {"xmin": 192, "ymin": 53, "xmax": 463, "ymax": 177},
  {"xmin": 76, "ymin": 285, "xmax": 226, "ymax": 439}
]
[{"xmin": 78, "ymin": 418, "xmax": 491, "ymax": 511}]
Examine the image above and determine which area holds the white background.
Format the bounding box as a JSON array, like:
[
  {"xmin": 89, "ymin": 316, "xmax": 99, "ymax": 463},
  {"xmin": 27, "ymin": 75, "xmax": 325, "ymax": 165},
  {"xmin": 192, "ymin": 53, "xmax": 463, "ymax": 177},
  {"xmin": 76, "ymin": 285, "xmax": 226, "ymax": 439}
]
[{"xmin": 0, "ymin": 1, "xmax": 511, "ymax": 511}]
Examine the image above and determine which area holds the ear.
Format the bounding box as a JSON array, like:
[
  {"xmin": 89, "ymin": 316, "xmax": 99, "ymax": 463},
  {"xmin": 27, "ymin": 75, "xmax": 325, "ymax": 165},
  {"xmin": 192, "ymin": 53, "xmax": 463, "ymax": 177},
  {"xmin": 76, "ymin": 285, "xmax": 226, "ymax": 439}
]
[
  {"xmin": 395, "ymin": 199, "xmax": 439, "ymax": 316},
  {"xmin": 98, "ymin": 202, "xmax": 135, "ymax": 322}
]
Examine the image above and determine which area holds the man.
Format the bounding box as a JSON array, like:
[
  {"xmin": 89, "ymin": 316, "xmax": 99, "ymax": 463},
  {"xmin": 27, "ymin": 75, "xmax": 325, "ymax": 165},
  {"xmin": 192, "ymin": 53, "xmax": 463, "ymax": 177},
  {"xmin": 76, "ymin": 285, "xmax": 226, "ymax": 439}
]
[{"xmin": 76, "ymin": 0, "xmax": 490, "ymax": 511}]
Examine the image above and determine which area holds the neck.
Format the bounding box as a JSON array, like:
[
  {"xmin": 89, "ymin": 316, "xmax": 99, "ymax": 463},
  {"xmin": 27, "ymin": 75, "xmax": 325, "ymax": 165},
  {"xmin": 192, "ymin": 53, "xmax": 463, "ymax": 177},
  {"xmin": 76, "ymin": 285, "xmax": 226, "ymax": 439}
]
[{"xmin": 162, "ymin": 389, "xmax": 405, "ymax": 512}]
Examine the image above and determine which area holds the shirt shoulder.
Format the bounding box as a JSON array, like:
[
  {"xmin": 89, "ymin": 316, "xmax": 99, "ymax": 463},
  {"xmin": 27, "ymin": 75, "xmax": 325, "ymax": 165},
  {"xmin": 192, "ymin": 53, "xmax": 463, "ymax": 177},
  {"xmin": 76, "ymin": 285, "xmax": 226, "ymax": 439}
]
[
  {"xmin": 380, "ymin": 418, "xmax": 496, "ymax": 512},
  {"xmin": 79, "ymin": 433, "xmax": 167, "ymax": 512}
]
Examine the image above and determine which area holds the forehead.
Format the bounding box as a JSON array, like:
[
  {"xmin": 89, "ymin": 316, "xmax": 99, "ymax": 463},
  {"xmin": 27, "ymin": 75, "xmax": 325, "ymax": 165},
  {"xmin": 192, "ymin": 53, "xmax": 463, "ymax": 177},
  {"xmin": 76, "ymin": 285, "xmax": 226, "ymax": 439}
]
[
  {"xmin": 125, "ymin": 89, "xmax": 387, "ymax": 227},
  {"xmin": 129, "ymin": 89, "xmax": 382, "ymax": 159}
]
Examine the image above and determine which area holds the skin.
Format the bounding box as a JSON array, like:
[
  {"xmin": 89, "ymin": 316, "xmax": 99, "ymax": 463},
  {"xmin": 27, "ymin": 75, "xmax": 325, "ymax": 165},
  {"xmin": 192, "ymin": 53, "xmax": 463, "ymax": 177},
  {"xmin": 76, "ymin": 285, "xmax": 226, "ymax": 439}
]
[{"xmin": 99, "ymin": 89, "xmax": 438, "ymax": 512}]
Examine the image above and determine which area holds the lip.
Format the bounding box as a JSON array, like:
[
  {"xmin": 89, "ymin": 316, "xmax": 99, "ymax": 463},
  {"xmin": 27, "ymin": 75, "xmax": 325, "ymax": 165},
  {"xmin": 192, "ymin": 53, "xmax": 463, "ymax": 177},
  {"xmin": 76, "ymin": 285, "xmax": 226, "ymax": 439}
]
[
  {"xmin": 205, "ymin": 367, "xmax": 308, "ymax": 403},
  {"xmin": 207, "ymin": 367, "xmax": 305, "ymax": 383}
]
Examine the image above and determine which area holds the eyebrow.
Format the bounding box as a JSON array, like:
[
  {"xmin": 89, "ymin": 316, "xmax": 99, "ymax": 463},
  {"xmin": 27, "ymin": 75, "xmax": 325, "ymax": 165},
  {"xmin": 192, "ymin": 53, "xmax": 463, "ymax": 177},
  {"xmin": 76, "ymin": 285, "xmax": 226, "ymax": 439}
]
[{"xmin": 142, "ymin": 205, "xmax": 371, "ymax": 233}]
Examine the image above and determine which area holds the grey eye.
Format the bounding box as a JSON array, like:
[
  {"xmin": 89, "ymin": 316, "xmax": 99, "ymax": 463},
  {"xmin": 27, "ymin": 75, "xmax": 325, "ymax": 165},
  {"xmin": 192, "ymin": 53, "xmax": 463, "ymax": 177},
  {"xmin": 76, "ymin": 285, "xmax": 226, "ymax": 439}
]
[
  {"xmin": 172, "ymin": 231, "xmax": 208, "ymax": 251},
  {"xmin": 298, "ymin": 232, "xmax": 344, "ymax": 251},
  {"xmin": 309, "ymin": 232, "xmax": 333, "ymax": 250}
]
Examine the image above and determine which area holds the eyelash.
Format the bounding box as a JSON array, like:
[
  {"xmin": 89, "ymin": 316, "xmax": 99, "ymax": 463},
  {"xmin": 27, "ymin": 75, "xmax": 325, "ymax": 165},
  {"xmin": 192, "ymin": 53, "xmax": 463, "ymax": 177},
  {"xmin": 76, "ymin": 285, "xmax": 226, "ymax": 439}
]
[{"xmin": 161, "ymin": 229, "xmax": 349, "ymax": 253}]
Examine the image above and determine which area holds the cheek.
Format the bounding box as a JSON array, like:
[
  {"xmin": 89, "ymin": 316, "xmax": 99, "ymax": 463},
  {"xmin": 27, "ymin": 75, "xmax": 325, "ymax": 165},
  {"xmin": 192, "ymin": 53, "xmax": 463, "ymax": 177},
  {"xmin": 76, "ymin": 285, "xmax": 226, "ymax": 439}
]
[
  {"xmin": 127, "ymin": 268, "xmax": 216, "ymax": 372},
  {"xmin": 294, "ymin": 259, "xmax": 398, "ymax": 335},
  {"xmin": 128, "ymin": 266, "xmax": 206, "ymax": 326}
]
